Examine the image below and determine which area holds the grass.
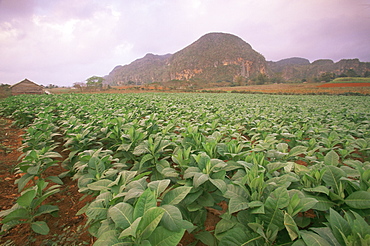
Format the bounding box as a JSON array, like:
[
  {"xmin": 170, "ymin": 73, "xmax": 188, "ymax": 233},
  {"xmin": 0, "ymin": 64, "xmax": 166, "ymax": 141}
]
[{"xmin": 330, "ymin": 77, "xmax": 370, "ymax": 83}]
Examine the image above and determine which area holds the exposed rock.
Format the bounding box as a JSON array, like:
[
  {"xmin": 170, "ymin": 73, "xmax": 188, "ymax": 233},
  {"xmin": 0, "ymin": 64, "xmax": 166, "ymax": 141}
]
[
  {"xmin": 104, "ymin": 33, "xmax": 267, "ymax": 85},
  {"xmin": 104, "ymin": 33, "xmax": 370, "ymax": 86}
]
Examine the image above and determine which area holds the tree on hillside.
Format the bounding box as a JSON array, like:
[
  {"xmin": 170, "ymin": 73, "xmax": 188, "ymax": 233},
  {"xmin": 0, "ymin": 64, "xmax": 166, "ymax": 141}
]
[
  {"xmin": 234, "ymin": 76, "xmax": 246, "ymax": 86},
  {"xmin": 0, "ymin": 84, "xmax": 11, "ymax": 98},
  {"xmin": 73, "ymin": 82, "xmax": 86, "ymax": 92},
  {"xmin": 255, "ymin": 73, "xmax": 268, "ymax": 85},
  {"xmin": 319, "ymin": 72, "xmax": 336, "ymax": 82},
  {"xmin": 86, "ymin": 76, "xmax": 104, "ymax": 91},
  {"xmin": 346, "ymin": 69, "xmax": 359, "ymax": 77}
]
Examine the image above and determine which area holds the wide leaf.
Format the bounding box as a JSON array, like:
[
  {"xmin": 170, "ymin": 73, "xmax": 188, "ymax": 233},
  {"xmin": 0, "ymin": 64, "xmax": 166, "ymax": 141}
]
[
  {"xmin": 322, "ymin": 166, "xmax": 345, "ymax": 194},
  {"xmin": 133, "ymin": 189, "xmax": 156, "ymax": 219},
  {"xmin": 284, "ymin": 212, "xmax": 299, "ymax": 241},
  {"xmin": 31, "ymin": 221, "xmax": 50, "ymax": 235},
  {"xmin": 148, "ymin": 179, "xmax": 170, "ymax": 197},
  {"xmin": 86, "ymin": 199, "xmax": 108, "ymax": 221},
  {"xmin": 344, "ymin": 191, "xmax": 370, "ymax": 209},
  {"xmin": 328, "ymin": 208, "xmax": 351, "ymax": 246},
  {"xmin": 161, "ymin": 186, "xmax": 192, "ymax": 205},
  {"xmin": 137, "ymin": 207, "xmax": 165, "ymax": 240},
  {"xmin": 324, "ymin": 150, "xmax": 339, "ymax": 166},
  {"xmin": 17, "ymin": 189, "xmax": 37, "ymax": 207},
  {"xmin": 148, "ymin": 226, "xmax": 185, "ymax": 246},
  {"xmin": 289, "ymin": 146, "xmax": 307, "ymax": 157},
  {"xmin": 108, "ymin": 202, "xmax": 134, "ymax": 229},
  {"xmin": 300, "ymin": 230, "xmax": 331, "ymax": 246}
]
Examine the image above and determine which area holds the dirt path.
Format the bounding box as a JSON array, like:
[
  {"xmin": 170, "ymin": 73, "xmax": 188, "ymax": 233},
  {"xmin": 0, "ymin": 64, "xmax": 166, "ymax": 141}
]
[{"xmin": 0, "ymin": 118, "xmax": 93, "ymax": 246}]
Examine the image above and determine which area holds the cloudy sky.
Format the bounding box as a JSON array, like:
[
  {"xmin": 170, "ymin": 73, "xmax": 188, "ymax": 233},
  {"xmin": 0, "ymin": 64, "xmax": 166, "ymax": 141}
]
[{"xmin": 1, "ymin": 0, "xmax": 370, "ymax": 86}]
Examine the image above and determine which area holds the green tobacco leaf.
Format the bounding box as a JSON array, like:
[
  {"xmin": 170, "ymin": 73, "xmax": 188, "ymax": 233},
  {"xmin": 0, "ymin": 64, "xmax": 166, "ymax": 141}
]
[
  {"xmin": 215, "ymin": 217, "xmax": 236, "ymax": 235},
  {"xmin": 219, "ymin": 226, "xmax": 261, "ymax": 246},
  {"xmin": 119, "ymin": 217, "xmax": 141, "ymax": 239},
  {"xmin": 322, "ymin": 166, "xmax": 345, "ymax": 194},
  {"xmin": 1, "ymin": 207, "xmax": 30, "ymax": 224},
  {"xmin": 148, "ymin": 226, "xmax": 185, "ymax": 246},
  {"xmin": 31, "ymin": 221, "xmax": 50, "ymax": 235},
  {"xmin": 261, "ymin": 187, "xmax": 289, "ymax": 231},
  {"xmin": 137, "ymin": 207, "xmax": 165, "ymax": 240},
  {"xmin": 306, "ymin": 195, "xmax": 336, "ymax": 211},
  {"xmin": 303, "ymin": 186, "xmax": 330, "ymax": 195},
  {"xmin": 311, "ymin": 227, "xmax": 341, "ymax": 246},
  {"xmin": 289, "ymin": 146, "xmax": 308, "ymax": 157},
  {"xmin": 300, "ymin": 230, "xmax": 331, "ymax": 246},
  {"xmin": 193, "ymin": 173, "xmax": 209, "ymax": 188},
  {"xmin": 160, "ymin": 205, "xmax": 184, "ymax": 232},
  {"xmin": 299, "ymin": 198, "xmax": 318, "ymax": 212},
  {"xmin": 324, "ymin": 150, "xmax": 339, "ymax": 166},
  {"xmin": 46, "ymin": 176, "xmax": 64, "ymax": 185},
  {"xmin": 161, "ymin": 186, "xmax": 192, "ymax": 205},
  {"xmin": 27, "ymin": 166, "xmax": 40, "ymax": 175},
  {"xmin": 108, "ymin": 202, "xmax": 134, "ymax": 230},
  {"xmin": 209, "ymin": 178, "xmax": 227, "ymax": 193},
  {"xmin": 148, "ymin": 179, "xmax": 170, "ymax": 197},
  {"xmin": 276, "ymin": 143, "xmax": 289, "ymax": 152},
  {"xmin": 123, "ymin": 188, "xmax": 144, "ymax": 202},
  {"xmin": 229, "ymin": 196, "xmax": 249, "ymax": 214},
  {"xmin": 351, "ymin": 210, "xmax": 370, "ymax": 238},
  {"xmin": 344, "ymin": 191, "xmax": 370, "ymax": 209},
  {"xmin": 86, "ymin": 199, "xmax": 108, "ymax": 221},
  {"xmin": 328, "ymin": 208, "xmax": 351, "ymax": 246},
  {"xmin": 43, "ymin": 151, "xmax": 62, "ymax": 159},
  {"xmin": 87, "ymin": 179, "xmax": 112, "ymax": 191},
  {"xmin": 291, "ymin": 239, "xmax": 308, "ymax": 246},
  {"xmin": 133, "ymin": 189, "xmax": 156, "ymax": 219},
  {"xmin": 272, "ymin": 186, "xmax": 290, "ymax": 209},
  {"xmin": 15, "ymin": 173, "xmax": 33, "ymax": 192},
  {"xmin": 195, "ymin": 231, "xmax": 217, "ymax": 246},
  {"xmin": 284, "ymin": 212, "xmax": 299, "ymax": 241},
  {"xmin": 94, "ymin": 230, "xmax": 121, "ymax": 246},
  {"xmin": 34, "ymin": 205, "xmax": 59, "ymax": 217},
  {"xmin": 17, "ymin": 189, "xmax": 37, "ymax": 207}
]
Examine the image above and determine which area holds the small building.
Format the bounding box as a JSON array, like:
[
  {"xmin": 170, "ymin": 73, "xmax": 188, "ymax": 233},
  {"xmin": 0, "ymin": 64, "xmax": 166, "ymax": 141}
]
[{"xmin": 10, "ymin": 79, "xmax": 45, "ymax": 96}]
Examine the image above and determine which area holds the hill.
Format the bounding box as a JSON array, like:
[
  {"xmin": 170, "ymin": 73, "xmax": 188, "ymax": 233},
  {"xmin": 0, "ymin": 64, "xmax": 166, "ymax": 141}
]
[
  {"xmin": 104, "ymin": 32, "xmax": 370, "ymax": 86},
  {"xmin": 268, "ymin": 58, "xmax": 370, "ymax": 82},
  {"xmin": 104, "ymin": 33, "xmax": 267, "ymax": 86}
]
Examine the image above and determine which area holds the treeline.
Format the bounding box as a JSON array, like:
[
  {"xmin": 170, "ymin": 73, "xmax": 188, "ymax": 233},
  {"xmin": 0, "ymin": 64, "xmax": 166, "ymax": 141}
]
[{"xmin": 315, "ymin": 69, "xmax": 370, "ymax": 82}]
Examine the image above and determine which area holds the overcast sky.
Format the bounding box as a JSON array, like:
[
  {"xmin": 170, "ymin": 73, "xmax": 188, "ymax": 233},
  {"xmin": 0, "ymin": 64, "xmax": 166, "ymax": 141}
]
[{"xmin": 1, "ymin": 0, "xmax": 370, "ymax": 86}]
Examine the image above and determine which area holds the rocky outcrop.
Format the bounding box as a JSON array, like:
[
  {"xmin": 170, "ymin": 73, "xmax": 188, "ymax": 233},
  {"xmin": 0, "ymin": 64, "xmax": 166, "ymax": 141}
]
[
  {"xmin": 104, "ymin": 33, "xmax": 370, "ymax": 85},
  {"xmin": 104, "ymin": 33, "xmax": 268, "ymax": 85}
]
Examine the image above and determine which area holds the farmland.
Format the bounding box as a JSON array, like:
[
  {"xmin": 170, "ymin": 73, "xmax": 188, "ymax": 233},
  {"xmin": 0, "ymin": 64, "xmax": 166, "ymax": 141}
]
[{"xmin": 0, "ymin": 93, "xmax": 370, "ymax": 245}]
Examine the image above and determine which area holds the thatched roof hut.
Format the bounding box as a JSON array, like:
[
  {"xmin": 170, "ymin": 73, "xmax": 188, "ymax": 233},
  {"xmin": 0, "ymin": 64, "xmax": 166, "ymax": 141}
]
[{"xmin": 11, "ymin": 79, "xmax": 45, "ymax": 95}]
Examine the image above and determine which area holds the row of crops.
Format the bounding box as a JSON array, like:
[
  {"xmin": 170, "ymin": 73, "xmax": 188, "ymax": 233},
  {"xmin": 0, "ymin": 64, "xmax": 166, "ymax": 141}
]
[{"xmin": 0, "ymin": 93, "xmax": 369, "ymax": 245}]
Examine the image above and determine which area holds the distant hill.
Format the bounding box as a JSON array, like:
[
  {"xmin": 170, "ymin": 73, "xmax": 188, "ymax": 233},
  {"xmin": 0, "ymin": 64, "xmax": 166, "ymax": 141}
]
[
  {"xmin": 268, "ymin": 58, "xmax": 370, "ymax": 82},
  {"xmin": 104, "ymin": 33, "xmax": 267, "ymax": 86},
  {"xmin": 104, "ymin": 32, "xmax": 370, "ymax": 86}
]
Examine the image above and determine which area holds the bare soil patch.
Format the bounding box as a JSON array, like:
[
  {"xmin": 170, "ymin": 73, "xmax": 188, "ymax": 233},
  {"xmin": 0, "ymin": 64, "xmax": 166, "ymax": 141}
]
[
  {"xmin": 0, "ymin": 118, "xmax": 94, "ymax": 246},
  {"xmin": 318, "ymin": 83, "xmax": 370, "ymax": 87}
]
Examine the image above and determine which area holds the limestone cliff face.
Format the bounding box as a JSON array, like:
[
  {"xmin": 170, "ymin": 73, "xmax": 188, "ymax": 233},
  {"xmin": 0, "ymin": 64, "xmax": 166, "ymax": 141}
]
[
  {"xmin": 104, "ymin": 33, "xmax": 268, "ymax": 85},
  {"xmin": 104, "ymin": 33, "xmax": 370, "ymax": 85},
  {"xmin": 104, "ymin": 53, "xmax": 171, "ymax": 85},
  {"xmin": 166, "ymin": 33, "xmax": 268, "ymax": 82}
]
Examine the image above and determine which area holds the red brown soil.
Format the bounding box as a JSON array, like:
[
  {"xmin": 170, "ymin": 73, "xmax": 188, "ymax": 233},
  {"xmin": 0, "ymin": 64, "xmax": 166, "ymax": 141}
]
[
  {"xmin": 318, "ymin": 83, "xmax": 370, "ymax": 87},
  {"xmin": 203, "ymin": 82, "xmax": 370, "ymax": 95},
  {"xmin": 0, "ymin": 118, "xmax": 94, "ymax": 246},
  {"xmin": 0, "ymin": 118, "xmax": 224, "ymax": 245}
]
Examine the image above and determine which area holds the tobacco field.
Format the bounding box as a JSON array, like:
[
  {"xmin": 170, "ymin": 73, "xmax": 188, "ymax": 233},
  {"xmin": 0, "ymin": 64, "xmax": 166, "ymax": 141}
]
[{"xmin": 0, "ymin": 93, "xmax": 369, "ymax": 246}]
